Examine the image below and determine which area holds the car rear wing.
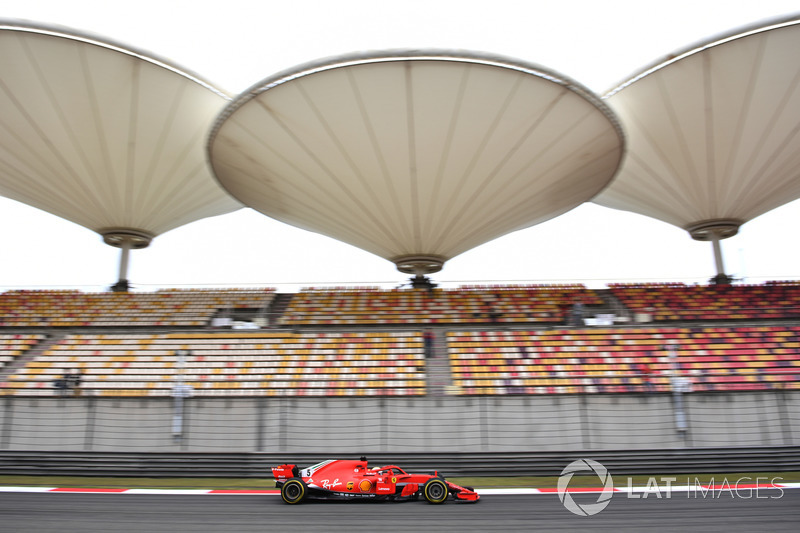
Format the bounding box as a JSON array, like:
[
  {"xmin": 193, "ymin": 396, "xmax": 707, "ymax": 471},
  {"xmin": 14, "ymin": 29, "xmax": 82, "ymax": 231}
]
[{"xmin": 272, "ymin": 464, "xmax": 299, "ymax": 481}]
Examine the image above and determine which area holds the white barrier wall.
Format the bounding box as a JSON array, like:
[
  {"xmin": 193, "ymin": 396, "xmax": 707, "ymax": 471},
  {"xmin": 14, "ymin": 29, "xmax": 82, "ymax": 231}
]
[{"xmin": 0, "ymin": 392, "xmax": 797, "ymax": 452}]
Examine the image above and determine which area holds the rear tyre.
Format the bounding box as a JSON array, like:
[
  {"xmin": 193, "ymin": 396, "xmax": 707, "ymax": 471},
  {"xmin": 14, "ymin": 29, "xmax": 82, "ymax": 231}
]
[
  {"xmin": 423, "ymin": 478, "xmax": 448, "ymax": 504},
  {"xmin": 281, "ymin": 478, "xmax": 307, "ymax": 504}
]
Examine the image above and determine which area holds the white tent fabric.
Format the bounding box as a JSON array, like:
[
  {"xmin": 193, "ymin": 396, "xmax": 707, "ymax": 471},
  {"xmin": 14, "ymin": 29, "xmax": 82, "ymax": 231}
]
[
  {"xmin": 595, "ymin": 16, "xmax": 800, "ymax": 241},
  {"xmin": 0, "ymin": 20, "xmax": 241, "ymax": 246},
  {"xmin": 209, "ymin": 51, "xmax": 624, "ymax": 274}
]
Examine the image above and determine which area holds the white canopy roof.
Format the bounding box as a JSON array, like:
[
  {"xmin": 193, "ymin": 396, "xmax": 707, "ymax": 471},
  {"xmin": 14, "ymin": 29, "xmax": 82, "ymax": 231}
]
[
  {"xmin": 209, "ymin": 50, "xmax": 624, "ymax": 274},
  {"xmin": 595, "ymin": 16, "xmax": 800, "ymax": 242},
  {"xmin": 0, "ymin": 20, "xmax": 241, "ymax": 249}
]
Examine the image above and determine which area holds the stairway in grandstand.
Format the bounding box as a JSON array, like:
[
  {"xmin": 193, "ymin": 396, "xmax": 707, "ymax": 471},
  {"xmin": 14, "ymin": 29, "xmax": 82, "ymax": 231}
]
[
  {"xmin": 266, "ymin": 293, "xmax": 295, "ymax": 326},
  {"xmin": 591, "ymin": 291, "xmax": 633, "ymax": 324},
  {"xmin": 0, "ymin": 333, "xmax": 65, "ymax": 383},
  {"xmin": 425, "ymin": 329, "xmax": 453, "ymax": 395}
]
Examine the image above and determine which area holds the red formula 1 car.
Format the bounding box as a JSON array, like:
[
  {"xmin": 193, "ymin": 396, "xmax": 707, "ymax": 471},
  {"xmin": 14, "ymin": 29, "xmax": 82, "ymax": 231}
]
[{"xmin": 272, "ymin": 457, "xmax": 480, "ymax": 504}]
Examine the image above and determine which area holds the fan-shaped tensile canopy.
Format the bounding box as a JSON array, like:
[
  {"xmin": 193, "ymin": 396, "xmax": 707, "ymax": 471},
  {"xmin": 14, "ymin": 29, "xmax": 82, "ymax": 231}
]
[
  {"xmin": 209, "ymin": 50, "xmax": 624, "ymax": 278},
  {"xmin": 0, "ymin": 20, "xmax": 241, "ymax": 288},
  {"xmin": 594, "ymin": 16, "xmax": 800, "ymax": 282}
]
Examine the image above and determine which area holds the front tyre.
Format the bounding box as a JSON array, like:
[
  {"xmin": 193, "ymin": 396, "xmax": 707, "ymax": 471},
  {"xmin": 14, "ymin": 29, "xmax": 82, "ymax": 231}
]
[
  {"xmin": 423, "ymin": 478, "xmax": 448, "ymax": 504},
  {"xmin": 281, "ymin": 478, "xmax": 307, "ymax": 504}
]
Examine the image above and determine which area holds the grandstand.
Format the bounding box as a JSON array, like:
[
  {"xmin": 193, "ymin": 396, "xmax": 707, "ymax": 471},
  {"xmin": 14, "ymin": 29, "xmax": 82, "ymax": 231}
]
[
  {"xmin": 1, "ymin": 17, "xmax": 798, "ymax": 405},
  {"xmin": 1, "ymin": 283, "xmax": 798, "ymax": 398},
  {"xmin": 0, "ymin": 14, "xmax": 798, "ymax": 458}
]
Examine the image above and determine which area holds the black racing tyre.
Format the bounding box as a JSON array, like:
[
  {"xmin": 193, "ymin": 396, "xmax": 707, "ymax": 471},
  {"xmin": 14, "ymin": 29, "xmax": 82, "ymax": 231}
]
[
  {"xmin": 423, "ymin": 478, "xmax": 448, "ymax": 504},
  {"xmin": 281, "ymin": 478, "xmax": 307, "ymax": 504}
]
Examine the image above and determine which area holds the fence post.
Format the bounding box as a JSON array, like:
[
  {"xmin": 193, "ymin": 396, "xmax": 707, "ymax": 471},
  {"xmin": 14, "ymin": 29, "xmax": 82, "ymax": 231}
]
[
  {"xmin": 380, "ymin": 398, "xmax": 388, "ymax": 452},
  {"xmin": 667, "ymin": 344, "xmax": 689, "ymax": 433},
  {"xmin": 480, "ymin": 396, "xmax": 489, "ymax": 451},
  {"xmin": 681, "ymin": 394, "xmax": 693, "ymax": 447},
  {"xmin": 278, "ymin": 398, "xmax": 287, "ymax": 452},
  {"xmin": 84, "ymin": 396, "xmax": 96, "ymax": 451},
  {"xmin": 579, "ymin": 395, "xmax": 592, "ymax": 449},
  {"xmin": 255, "ymin": 396, "xmax": 266, "ymax": 452},
  {"xmin": 776, "ymin": 389, "xmax": 793, "ymax": 446},
  {"xmin": 180, "ymin": 399, "xmax": 190, "ymax": 451},
  {"xmin": 1, "ymin": 397, "xmax": 12, "ymax": 450}
]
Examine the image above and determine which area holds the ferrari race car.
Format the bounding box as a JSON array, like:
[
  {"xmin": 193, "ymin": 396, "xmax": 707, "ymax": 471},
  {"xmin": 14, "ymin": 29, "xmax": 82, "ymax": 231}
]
[{"xmin": 272, "ymin": 457, "xmax": 480, "ymax": 504}]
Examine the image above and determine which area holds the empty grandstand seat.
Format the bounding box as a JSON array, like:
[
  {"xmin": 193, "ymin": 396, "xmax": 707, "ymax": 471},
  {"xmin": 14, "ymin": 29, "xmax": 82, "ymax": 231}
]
[
  {"xmin": 279, "ymin": 284, "xmax": 602, "ymax": 326},
  {"xmin": 609, "ymin": 282, "xmax": 800, "ymax": 322},
  {"xmin": 4, "ymin": 331, "xmax": 426, "ymax": 397},
  {"xmin": 447, "ymin": 325, "xmax": 800, "ymax": 395},
  {"xmin": 0, "ymin": 289, "xmax": 276, "ymax": 328}
]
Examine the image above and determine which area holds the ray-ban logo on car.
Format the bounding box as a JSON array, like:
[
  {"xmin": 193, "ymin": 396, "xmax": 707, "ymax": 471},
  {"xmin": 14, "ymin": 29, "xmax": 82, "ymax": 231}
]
[
  {"xmin": 321, "ymin": 478, "xmax": 342, "ymax": 489},
  {"xmin": 557, "ymin": 459, "xmax": 614, "ymax": 516}
]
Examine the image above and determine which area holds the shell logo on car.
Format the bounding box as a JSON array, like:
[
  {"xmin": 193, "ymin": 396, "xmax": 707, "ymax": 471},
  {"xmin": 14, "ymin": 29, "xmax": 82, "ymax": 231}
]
[{"xmin": 359, "ymin": 480, "xmax": 372, "ymax": 492}]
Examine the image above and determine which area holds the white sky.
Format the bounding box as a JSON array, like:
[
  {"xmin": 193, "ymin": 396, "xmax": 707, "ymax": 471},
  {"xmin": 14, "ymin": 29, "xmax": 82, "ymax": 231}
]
[{"xmin": 1, "ymin": 0, "xmax": 799, "ymax": 291}]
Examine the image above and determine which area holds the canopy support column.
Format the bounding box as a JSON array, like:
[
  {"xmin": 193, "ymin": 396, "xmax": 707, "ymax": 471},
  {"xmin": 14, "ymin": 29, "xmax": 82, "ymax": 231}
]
[
  {"xmin": 113, "ymin": 243, "xmax": 132, "ymax": 292},
  {"xmin": 712, "ymin": 237, "xmax": 725, "ymax": 278},
  {"xmin": 392, "ymin": 254, "xmax": 445, "ymax": 290},
  {"xmin": 101, "ymin": 228, "xmax": 154, "ymax": 292},
  {"xmin": 686, "ymin": 219, "xmax": 741, "ymax": 286}
]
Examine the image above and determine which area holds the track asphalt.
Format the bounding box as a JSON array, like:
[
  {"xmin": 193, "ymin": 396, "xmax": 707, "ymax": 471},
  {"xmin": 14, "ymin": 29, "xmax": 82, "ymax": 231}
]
[
  {"xmin": 2, "ymin": 490, "xmax": 799, "ymax": 533},
  {"xmin": 2, "ymin": 480, "xmax": 799, "ymax": 495}
]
